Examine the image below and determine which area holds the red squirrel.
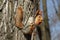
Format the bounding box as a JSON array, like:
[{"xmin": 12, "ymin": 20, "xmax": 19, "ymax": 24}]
[{"xmin": 15, "ymin": 6, "xmax": 43, "ymax": 34}]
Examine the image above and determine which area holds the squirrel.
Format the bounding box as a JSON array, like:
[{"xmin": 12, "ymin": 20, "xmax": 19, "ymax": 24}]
[
  {"xmin": 29, "ymin": 10, "xmax": 43, "ymax": 34},
  {"xmin": 15, "ymin": 6, "xmax": 43, "ymax": 34}
]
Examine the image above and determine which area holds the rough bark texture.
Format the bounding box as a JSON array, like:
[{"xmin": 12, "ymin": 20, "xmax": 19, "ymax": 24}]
[
  {"xmin": 42, "ymin": 0, "xmax": 51, "ymax": 40},
  {"xmin": 0, "ymin": 0, "xmax": 41, "ymax": 40}
]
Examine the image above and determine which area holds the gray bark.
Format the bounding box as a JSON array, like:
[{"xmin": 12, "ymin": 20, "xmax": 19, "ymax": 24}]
[
  {"xmin": 42, "ymin": 0, "xmax": 51, "ymax": 40},
  {"xmin": 0, "ymin": 0, "xmax": 40, "ymax": 40}
]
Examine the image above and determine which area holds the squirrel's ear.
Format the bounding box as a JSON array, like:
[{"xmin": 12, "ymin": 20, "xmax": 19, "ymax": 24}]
[
  {"xmin": 35, "ymin": 10, "xmax": 42, "ymax": 17},
  {"xmin": 39, "ymin": 10, "xmax": 42, "ymax": 15}
]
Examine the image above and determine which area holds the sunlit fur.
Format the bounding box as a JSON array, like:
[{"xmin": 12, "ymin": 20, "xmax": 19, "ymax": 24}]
[
  {"xmin": 35, "ymin": 10, "xmax": 43, "ymax": 25},
  {"xmin": 15, "ymin": 6, "xmax": 23, "ymax": 28}
]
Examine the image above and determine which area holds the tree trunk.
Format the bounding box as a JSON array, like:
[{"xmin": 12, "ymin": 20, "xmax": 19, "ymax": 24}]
[
  {"xmin": 0, "ymin": 0, "xmax": 41, "ymax": 40},
  {"xmin": 57, "ymin": 0, "xmax": 60, "ymax": 20},
  {"xmin": 41, "ymin": 0, "xmax": 51, "ymax": 40}
]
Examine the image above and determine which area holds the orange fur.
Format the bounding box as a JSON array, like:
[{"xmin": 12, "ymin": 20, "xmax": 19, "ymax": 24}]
[
  {"xmin": 15, "ymin": 6, "xmax": 23, "ymax": 28},
  {"xmin": 29, "ymin": 23, "xmax": 35, "ymax": 34},
  {"xmin": 29, "ymin": 10, "xmax": 43, "ymax": 34},
  {"xmin": 35, "ymin": 10, "xmax": 42, "ymax": 17},
  {"xmin": 35, "ymin": 10, "xmax": 43, "ymax": 25}
]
